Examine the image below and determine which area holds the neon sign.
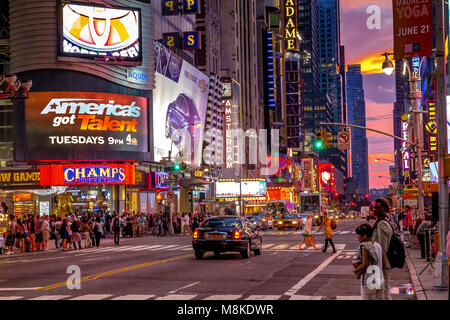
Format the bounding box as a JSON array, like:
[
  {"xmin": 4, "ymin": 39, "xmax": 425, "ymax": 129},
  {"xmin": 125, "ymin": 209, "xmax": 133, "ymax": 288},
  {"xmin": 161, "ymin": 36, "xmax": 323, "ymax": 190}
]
[
  {"xmin": 401, "ymin": 114, "xmax": 410, "ymax": 177},
  {"xmin": 64, "ymin": 166, "xmax": 126, "ymax": 184},
  {"xmin": 425, "ymin": 101, "xmax": 437, "ymax": 154},
  {"xmin": 283, "ymin": 0, "xmax": 298, "ymax": 51}
]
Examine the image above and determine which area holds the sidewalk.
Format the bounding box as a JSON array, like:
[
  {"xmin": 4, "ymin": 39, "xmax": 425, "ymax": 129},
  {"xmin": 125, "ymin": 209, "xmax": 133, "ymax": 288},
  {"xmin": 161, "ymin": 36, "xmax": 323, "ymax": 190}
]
[{"xmin": 405, "ymin": 234, "xmax": 449, "ymax": 300}]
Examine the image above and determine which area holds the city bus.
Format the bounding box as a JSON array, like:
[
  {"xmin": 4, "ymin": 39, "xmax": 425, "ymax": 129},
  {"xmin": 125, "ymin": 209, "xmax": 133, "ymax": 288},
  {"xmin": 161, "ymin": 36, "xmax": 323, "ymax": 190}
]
[{"xmin": 266, "ymin": 200, "xmax": 299, "ymax": 215}]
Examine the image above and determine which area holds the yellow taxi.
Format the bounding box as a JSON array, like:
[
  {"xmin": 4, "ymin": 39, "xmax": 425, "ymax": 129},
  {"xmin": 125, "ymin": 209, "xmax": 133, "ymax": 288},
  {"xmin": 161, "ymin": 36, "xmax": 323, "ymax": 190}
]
[{"xmin": 273, "ymin": 213, "xmax": 303, "ymax": 230}]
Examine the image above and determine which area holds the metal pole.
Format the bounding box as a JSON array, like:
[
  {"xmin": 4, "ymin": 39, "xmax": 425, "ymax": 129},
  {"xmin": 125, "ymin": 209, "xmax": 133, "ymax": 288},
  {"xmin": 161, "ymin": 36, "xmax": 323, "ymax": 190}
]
[{"xmin": 434, "ymin": 0, "xmax": 449, "ymax": 290}]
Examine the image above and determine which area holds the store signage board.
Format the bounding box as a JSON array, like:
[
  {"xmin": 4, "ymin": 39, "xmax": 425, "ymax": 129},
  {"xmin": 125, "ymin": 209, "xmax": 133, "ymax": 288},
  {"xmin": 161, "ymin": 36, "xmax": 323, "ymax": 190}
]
[
  {"xmin": 392, "ymin": 0, "xmax": 433, "ymax": 59},
  {"xmin": 401, "ymin": 114, "xmax": 410, "ymax": 177},
  {"xmin": 0, "ymin": 170, "xmax": 40, "ymax": 188},
  {"xmin": 58, "ymin": 1, "xmax": 142, "ymax": 65},
  {"xmin": 40, "ymin": 164, "xmax": 135, "ymax": 186},
  {"xmin": 425, "ymin": 100, "xmax": 438, "ymax": 155},
  {"xmin": 25, "ymin": 92, "xmax": 149, "ymax": 154}
]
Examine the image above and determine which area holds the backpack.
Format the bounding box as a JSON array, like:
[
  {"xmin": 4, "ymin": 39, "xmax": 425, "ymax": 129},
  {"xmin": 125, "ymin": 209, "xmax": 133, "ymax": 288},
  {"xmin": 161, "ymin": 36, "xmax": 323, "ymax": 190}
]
[
  {"xmin": 330, "ymin": 219, "xmax": 337, "ymax": 230},
  {"xmin": 113, "ymin": 218, "xmax": 120, "ymax": 232},
  {"xmin": 379, "ymin": 219, "xmax": 406, "ymax": 269}
]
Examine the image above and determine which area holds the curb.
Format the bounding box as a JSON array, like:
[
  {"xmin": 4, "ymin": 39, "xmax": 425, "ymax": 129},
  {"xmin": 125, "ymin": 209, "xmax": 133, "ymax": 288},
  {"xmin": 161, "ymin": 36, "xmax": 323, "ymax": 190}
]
[{"xmin": 405, "ymin": 249, "xmax": 427, "ymax": 300}]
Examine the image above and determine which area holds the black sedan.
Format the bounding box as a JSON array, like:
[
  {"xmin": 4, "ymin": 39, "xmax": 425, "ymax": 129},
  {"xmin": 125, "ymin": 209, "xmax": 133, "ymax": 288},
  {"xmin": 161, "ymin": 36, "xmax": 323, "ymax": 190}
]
[{"xmin": 192, "ymin": 216, "xmax": 263, "ymax": 259}]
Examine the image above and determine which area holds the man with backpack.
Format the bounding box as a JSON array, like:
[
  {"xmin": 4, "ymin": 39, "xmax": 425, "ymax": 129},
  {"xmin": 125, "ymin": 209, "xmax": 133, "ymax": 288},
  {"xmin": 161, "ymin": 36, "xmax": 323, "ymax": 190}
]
[
  {"xmin": 112, "ymin": 213, "xmax": 122, "ymax": 246},
  {"xmin": 372, "ymin": 197, "xmax": 405, "ymax": 300}
]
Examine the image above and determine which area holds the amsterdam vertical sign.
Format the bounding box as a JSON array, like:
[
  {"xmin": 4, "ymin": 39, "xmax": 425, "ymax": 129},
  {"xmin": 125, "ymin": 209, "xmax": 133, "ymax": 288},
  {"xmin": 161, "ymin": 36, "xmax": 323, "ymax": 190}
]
[{"xmin": 282, "ymin": 0, "xmax": 301, "ymax": 149}]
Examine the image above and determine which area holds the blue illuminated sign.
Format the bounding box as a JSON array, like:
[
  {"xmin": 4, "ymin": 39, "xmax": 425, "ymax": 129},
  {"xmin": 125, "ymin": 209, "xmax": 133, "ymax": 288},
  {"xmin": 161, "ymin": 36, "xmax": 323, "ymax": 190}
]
[
  {"xmin": 64, "ymin": 166, "xmax": 126, "ymax": 184},
  {"xmin": 183, "ymin": 32, "xmax": 200, "ymax": 50}
]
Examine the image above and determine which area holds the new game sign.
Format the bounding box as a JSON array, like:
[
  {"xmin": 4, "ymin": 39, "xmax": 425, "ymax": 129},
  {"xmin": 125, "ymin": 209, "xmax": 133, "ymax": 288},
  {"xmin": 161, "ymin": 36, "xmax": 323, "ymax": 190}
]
[
  {"xmin": 425, "ymin": 100, "xmax": 437, "ymax": 155},
  {"xmin": 25, "ymin": 92, "xmax": 149, "ymax": 154}
]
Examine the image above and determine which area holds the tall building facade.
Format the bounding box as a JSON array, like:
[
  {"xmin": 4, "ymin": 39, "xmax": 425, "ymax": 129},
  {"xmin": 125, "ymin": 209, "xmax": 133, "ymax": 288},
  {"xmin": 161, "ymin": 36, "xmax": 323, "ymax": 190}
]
[
  {"xmin": 346, "ymin": 64, "xmax": 369, "ymax": 195},
  {"xmin": 317, "ymin": 0, "xmax": 346, "ymax": 177}
]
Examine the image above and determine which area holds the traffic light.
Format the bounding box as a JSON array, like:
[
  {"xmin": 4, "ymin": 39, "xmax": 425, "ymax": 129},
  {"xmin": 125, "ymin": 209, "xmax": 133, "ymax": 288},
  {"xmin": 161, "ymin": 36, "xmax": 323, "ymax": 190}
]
[
  {"xmin": 365, "ymin": 194, "xmax": 369, "ymax": 199},
  {"xmin": 324, "ymin": 131, "xmax": 332, "ymax": 148},
  {"xmin": 174, "ymin": 163, "xmax": 181, "ymax": 171},
  {"xmin": 314, "ymin": 130, "xmax": 324, "ymax": 150},
  {"xmin": 351, "ymin": 202, "xmax": 355, "ymax": 206},
  {"xmin": 334, "ymin": 192, "xmax": 339, "ymax": 198}
]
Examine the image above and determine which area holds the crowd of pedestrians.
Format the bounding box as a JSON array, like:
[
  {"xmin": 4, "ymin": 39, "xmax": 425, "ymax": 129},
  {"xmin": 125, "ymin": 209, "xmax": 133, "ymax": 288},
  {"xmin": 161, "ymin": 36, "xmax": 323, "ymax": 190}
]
[{"xmin": 3, "ymin": 211, "xmax": 211, "ymax": 253}]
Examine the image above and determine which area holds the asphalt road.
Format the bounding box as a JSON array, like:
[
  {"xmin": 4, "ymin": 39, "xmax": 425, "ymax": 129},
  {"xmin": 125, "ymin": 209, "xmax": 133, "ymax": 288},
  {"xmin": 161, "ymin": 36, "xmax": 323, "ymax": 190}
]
[{"xmin": 0, "ymin": 218, "xmax": 415, "ymax": 300}]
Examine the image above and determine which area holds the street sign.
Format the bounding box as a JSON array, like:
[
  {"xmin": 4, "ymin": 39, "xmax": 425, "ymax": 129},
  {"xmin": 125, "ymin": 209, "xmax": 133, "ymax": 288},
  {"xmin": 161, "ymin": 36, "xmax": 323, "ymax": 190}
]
[
  {"xmin": 337, "ymin": 131, "xmax": 350, "ymax": 150},
  {"xmin": 392, "ymin": 0, "xmax": 433, "ymax": 59}
]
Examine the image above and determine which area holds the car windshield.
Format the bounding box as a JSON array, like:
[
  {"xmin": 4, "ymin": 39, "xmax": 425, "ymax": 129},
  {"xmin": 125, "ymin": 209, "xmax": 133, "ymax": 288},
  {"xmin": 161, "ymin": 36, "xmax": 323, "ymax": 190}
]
[
  {"xmin": 257, "ymin": 213, "xmax": 266, "ymax": 218},
  {"xmin": 202, "ymin": 218, "xmax": 243, "ymax": 229},
  {"xmin": 275, "ymin": 214, "xmax": 297, "ymax": 219}
]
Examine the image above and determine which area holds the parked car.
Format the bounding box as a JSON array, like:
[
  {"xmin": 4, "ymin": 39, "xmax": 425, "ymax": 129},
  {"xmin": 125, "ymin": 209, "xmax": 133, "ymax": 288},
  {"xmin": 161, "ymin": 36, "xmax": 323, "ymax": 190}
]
[
  {"xmin": 273, "ymin": 214, "xmax": 303, "ymax": 230},
  {"xmin": 253, "ymin": 213, "xmax": 270, "ymax": 230},
  {"xmin": 192, "ymin": 216, "xmax": 263, "ymax": 259}
]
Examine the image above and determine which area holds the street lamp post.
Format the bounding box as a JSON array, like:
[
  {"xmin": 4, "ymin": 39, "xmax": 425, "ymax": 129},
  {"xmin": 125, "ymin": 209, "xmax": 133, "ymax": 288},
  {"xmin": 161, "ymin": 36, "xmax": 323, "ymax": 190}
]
[{"xmin": 382, "ymin": 53, "xmax": 425, "ymax": 217}]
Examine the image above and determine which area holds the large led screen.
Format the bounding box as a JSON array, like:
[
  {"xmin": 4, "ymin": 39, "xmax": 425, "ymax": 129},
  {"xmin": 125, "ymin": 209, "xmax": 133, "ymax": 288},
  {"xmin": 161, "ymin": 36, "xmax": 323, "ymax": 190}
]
[
  {"xmin": 59, "ymin": 2, "xmax": 142, "ymax": 65},
  {"xmin": 153, "ymin": 41, "xmax": 209, "ymax": 166},
  {"xmin": 25, "ymin": 92, "xmax": 149, "ymax": 154},
  {"xmin": 216, "ymin": 181, "xmax": 267, "ymax": 198}
]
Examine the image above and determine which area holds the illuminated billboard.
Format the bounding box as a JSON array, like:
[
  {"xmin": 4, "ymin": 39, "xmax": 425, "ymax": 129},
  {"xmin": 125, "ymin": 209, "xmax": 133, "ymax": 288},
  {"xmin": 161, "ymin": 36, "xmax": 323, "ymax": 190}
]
[
  {"xmin": 40, "ymin": 164, "xmax": 135, "ymax": 186},
  {"xmin": 153, "ymin": 42, "xmax": 209, "ymax": 166},
  {"xmin": 319, "ymin": 163, "xmax": 335, "ymax": 192},
  {"xmin": 58, "ymin": 2, "xmax": 142, "ymax": 65},
  {"xmin": 25, "ymin": 92, "xmax": 149, "ymax": 154},
  {"xmin": 216, "ymin": 181, "xmax": 267, "ymax": 198}
]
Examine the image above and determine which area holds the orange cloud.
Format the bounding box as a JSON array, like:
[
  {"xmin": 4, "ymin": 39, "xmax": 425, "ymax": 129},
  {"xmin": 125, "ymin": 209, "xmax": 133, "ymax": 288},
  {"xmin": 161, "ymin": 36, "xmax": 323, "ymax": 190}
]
[{"xmin": 353, "ymin": 52, "xmax": 395, "ymax": 74}]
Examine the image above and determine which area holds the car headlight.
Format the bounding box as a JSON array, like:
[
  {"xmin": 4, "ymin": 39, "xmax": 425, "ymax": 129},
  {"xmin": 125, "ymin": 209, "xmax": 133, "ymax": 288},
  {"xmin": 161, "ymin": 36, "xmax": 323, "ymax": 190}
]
[
  {"xmin": 292, "ymin": 221, "xmax": 298, "ymax": 224},
  {"xmin": 278, "ymin": 221, "xmax": 283, "ymax": 224},
  {"xmin": 314, "ymin": 215, "xmax": 319, "ymax": 219},
  {"xmin": 262, "ymin": 218, "xmax": 266, "ymax": 221}
]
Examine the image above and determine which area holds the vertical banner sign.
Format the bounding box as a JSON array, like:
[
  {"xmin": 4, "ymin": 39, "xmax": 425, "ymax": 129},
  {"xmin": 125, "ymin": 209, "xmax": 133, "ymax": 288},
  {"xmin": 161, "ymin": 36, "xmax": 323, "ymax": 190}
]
[
  {"xmin": 162, "ymin": 0, "xmax": 180, "ymax": 16},
  {"xmin": 392, "ymin": 0, "xmax": 433, "ymax": 59},
  {"xmin": 425, "ymin": 100, "xmax": 438, "ymax": 155},
  {"xmin": 401, "ymin": 114, "xmax": 410, "ymax": 177},
  {"xmin": 183, "ymin": 0, "xmax": 199, "ymax": 14},
  {"xmin": 183, "ymin": 32, "xmax": 201, "ymax": 50},
  {"xmin": 301, "ymin": 158, "xmax": 314, "ymax": 192},
  {"xmin": 283, "ymin": 0, "xmax": 301, "ymax": 149},
  {"xmin": 163, "ymin": 33, "xmax": 180, "ymax": 49}
]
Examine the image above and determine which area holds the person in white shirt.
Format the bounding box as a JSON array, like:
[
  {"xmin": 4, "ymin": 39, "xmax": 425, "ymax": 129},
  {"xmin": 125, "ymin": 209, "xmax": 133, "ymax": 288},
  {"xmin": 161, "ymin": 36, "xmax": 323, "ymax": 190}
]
[{"xmin": 183, "ymin": 214, "xmax": 191, "ymax": 235}]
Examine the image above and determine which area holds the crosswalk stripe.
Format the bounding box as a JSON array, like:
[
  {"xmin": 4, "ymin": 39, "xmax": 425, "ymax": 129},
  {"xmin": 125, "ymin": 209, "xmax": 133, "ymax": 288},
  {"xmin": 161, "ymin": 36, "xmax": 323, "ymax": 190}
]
[
  {"xmin": 203, "ymin": 295, "xmax": 241, "ymax": 300},
  {"xmin": 339, "ymin": 231, "xmax": 351, "ymax": 235},
  {"xmin": 128, "ymin": 245, "xmax": 155, "ymax": 251},
  {"xmin": 290, "ymin": 244, "xmax": 300, "ymax": 250},
  {"xmin": 149, "ymin": 245, "xmax": 179, "ymax": 251},
  {"xmin": 246, "ymin": 295, "xmax": 282, "ymax": 300},
  {"xmin": 336, "ymin": 296, "xmax": 361, "ymax": 300},
  {"xmin": 262, "ymin": 243, "xmax": 275, "ymax": 249},
  {"xmin": 289, "ymin": 295, "xmax": 323, "ymax": 300},
  {"xmin": 181, "ymin": 247, "xmax": 193, "ymax": 251},
  {"xmin": 167, "ymin": 245, "xmax": 191, "ymax": 251},
  {"xmin": 155, "ymin": 294, "xmax": 197, "ymax": 300},
  {"xmin": 315, "ymin": 232, "xmax": 324, "ymax": 235},
  {"xmin": 111, "ymin": 295, "xmax": 155, "ymax": 300},
  {"xmin": 70, "ymin": 294, "xmax": 112, "ymax": 300},
  {"xmin": 30, "ymin": 295, "xmax": 70, "ymax": 300},
  {"xmin": 0, "ymin": 296, "xmax": 22, "ymax": 300},
  {"xmin": 112, "ymin": 246, "xmax": 137, "ymax": 252},
  {"xmin": 271, "ymin": 244, "xmax": 289, "ymax": 250}
]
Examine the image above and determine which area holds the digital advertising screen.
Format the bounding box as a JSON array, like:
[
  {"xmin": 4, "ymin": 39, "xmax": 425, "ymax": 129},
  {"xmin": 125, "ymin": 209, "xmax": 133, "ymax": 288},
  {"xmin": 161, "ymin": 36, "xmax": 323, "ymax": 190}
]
[
  {"xmin": 215, "ymin": 181, "xmax": 267, "ymax": 198},
  {"xmin": 25, "ymin": 92, "xmax": 149, "ymax": 154},
  {"xmin": 58, "ymin": 1, "xmax": 142, "ymax": 65},
  {"xmin": 153, "ymin": 41, "xmax": 209, "ymax": 166}
]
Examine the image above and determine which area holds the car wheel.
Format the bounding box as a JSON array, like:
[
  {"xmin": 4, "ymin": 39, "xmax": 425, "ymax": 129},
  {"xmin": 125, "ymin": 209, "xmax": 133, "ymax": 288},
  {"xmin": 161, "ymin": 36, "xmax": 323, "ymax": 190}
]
[
  {"xmin": 195, "ymin": 250, "xmax": 204, "ymax": 259},
  {"xmin": 241, "ymin": 241, "xmax": 250, "ymax": 259},
  {"xmin": 254, "ymin": 238, "xmax": 262, "ymax": 255}
]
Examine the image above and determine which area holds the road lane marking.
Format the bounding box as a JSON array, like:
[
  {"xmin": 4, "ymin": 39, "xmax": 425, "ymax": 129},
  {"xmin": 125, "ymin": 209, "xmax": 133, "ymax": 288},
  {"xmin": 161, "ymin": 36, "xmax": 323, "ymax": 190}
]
[
  {"xmin": 271, "ymin": 244, "xmax": 289, "ymax": 250},
  {"xmin": 38, "ymin": 253, "xmax": 193, "ymax": 291},
  {"xmin": 262, "ymin": 244, "xmax": 275, "ymax": 249},
  {"xmin": 339, "ymin": 231, "xmax": 351, "ymax": 235},
  {"xmin": 336, "ymin": 296, "xmax": 361, "ymax": 300},
  {"xmin": 245, "ymin": 295, "xmax": 282, "ymax": 300},
  {"xmin": 149, "ymin": 245, "xmax": 179, "ymax": 251},
  {"xmin": 111, "ymin": 295, "xmax": 155, "ymax": 300},
  {"xmin": 168, "ymin": 282, "xmax": 201, "ymax": 294},
  {"xmin": 167, "ymin": 245, "xmax": 191, "ymax": 251},
  {"xmin": 82, "ymin": 256, "xmax": 111, "ymax": 262},
  {"xmin": 0, "ymin": 287, "xmax": 41, "ymax": 291},
  {"xmin": 181, "ymin": 247, "xmax": 193, "ymax": 251},
  {"xmin": 0, "ymin": 296, "xmax": 22, "ymax": 300},
  {"xmin": 70, "ymin": 294, "xmax": 112, "ymax": 300},
  {"xmin": 283, "ymin": 246, "xmax": 344, "ymax": 296},
  {"xmin": 289, "ymin": 295, "xmax": 323, "ymax": 300},
  {"xmin": 203, "ymin": 295, "xmax": 241, "ymax": 300},
  {"xmin": 30, "ymin": 295, "xmax": 70, "ymax": 300},
  {"xmin": 289, "ymin": 244, "xmax": 300, "ymax": 250},
  {"xmin": 155, "ymin": 294, "xmax": 197, "ymax": 300},
  {"xmin": 127, "ymin": 245, "xmax": 153, "ymax": 251}
]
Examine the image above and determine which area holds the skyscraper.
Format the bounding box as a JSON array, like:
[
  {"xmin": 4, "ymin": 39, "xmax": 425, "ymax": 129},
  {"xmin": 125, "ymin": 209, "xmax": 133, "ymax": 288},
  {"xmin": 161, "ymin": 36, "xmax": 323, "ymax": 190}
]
[{"xmin": 346, "ymin": 64, "xmax": 369, "ymax": 195}]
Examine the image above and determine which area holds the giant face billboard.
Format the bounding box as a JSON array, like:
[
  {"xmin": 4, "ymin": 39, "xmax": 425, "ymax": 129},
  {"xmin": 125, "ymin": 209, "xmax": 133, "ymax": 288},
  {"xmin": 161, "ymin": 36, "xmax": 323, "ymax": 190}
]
[
  {"xmin": 58, "ymin": 1, "xmax": 142, "ymax": 65},
  {"xmin": 153, "ymin": 42, "xmax": 209, "ymax": 166},
  {"xmin": 25, "ymin": 92, "xmax": 149, "ymax": 154},
  {"xmin": 319, "ymin": 163, "xmax": 335, "ymax": 192}
]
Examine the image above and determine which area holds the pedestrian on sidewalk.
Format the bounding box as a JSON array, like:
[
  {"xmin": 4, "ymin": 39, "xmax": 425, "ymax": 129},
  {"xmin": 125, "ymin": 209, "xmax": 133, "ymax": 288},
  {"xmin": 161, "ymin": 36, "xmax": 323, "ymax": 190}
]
[
  {"xmin": 353, "ymin": 224, "xmax": 387, "ymax": 300},
  {"xmin": 402, "ymin": 206, "xmax": 413, "ymax": 234},
  {"xmin": 138, "ymin": 213, "xmax": 146, "ymax": 237},
  {"xmin": 415, "ymin": 217, "xmax": 433, "ymax": 259},
  {"xmin": 34, "ymin": 215, "xmax": 44, "ymax": 252},
  {"xmin": 372, "ymin": 197, "xmax": 393, "ymax": 300},
  {"xmin": 13, "ymin": 218, "xmax": 25, "ymax": 253},
  {"xmin": 182, "ymin": 213, "xmax": 191, "ymax": 235},
  {"xmin": 70, "ymin": 219, "xmax": 82, "ymax": 250},
  {"xmin": 318, "ymin": 212, "xmax": 336, "ymax": 254},
  {"xmin": 42, "ymin": 215, "xmax": 51, "ymax": 251},
  {"xmin": 27, "ymin": 215, "xmax": 36, "ymax": 252},
  {"xmin": 298, "ymin": 213, "xmax": 319, "ymax": 250},
  {"xmin": 80, "ymin": 217, "xmax": 91, "ymax": 248},
  {"xmin": 93, "ymin": 217, "xmax": 103, "ymax": 247},
  {"xmin": 112, "ymin": 214, "xmax": 122, "ymax": 246},
  {"xmin": 5, "ymin": 216, "xmax": 15, "ymax": 254},
  {"xmin": 60, "ymin": 218, "xmax": 70, "ymax": 251},
  {"xmin": 54, "ymin": 217, "xmax": 62, "ymax": 249}
]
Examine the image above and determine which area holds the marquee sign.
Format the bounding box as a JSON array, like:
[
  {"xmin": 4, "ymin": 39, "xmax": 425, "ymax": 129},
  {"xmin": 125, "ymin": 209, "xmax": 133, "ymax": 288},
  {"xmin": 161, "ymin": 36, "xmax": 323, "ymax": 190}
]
[
  {"xmin": 401, "ymin": 114, "xmax": 410, "ymax": 177},
  {"xmin": 40, "ymin": 164, "xmax": 135, "ymax": 186},
  {"xmin": 59, "ymin": 2, "xmax": 142, "ymax": 65},
  {"xmin": 0, "ymin": 170, "xmax": 41, "ymax": 189}
]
